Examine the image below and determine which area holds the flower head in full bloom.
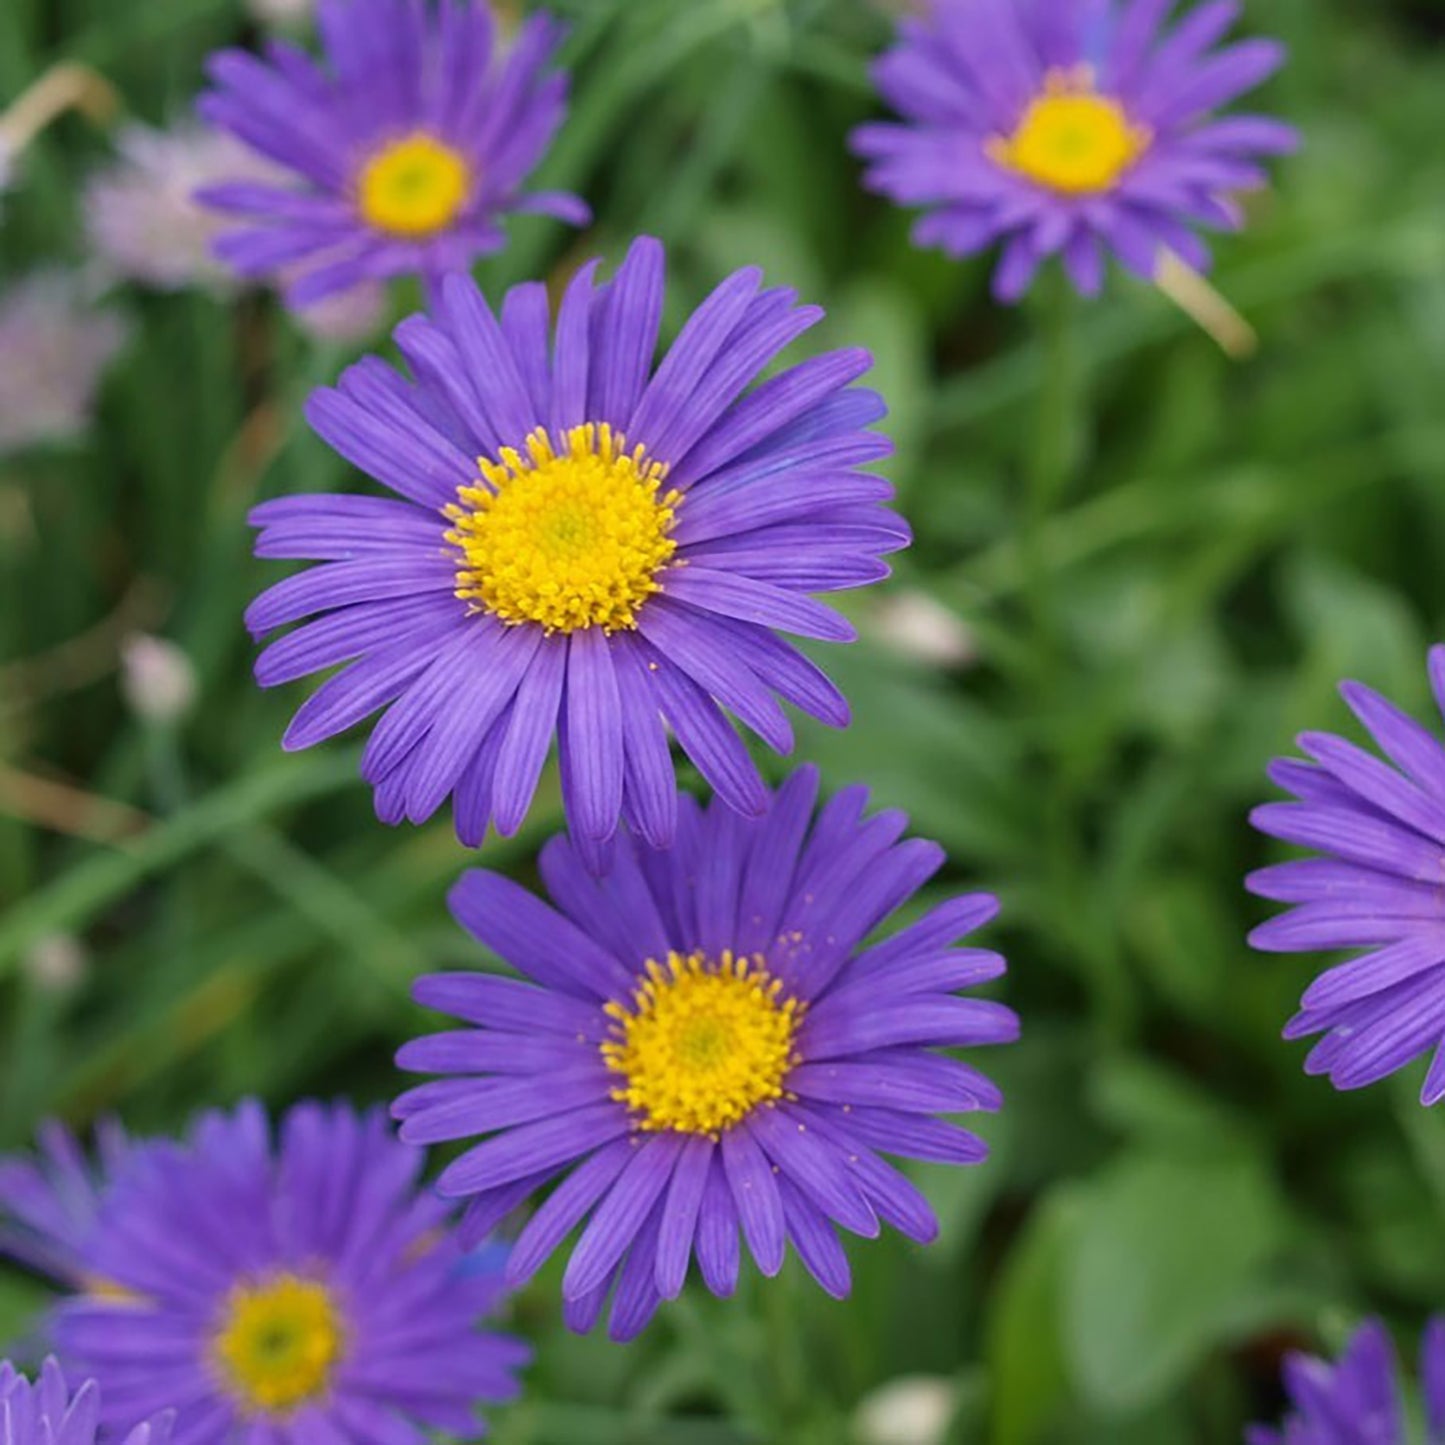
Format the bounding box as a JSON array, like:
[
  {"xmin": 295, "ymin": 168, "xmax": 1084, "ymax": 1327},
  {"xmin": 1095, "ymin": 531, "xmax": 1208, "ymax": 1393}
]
[
  {"xmin": 852, "ymin": 0, "xmax": 1299, "ymax": 301},
  {"xmin": 0, "ymin": 273, "xmax": 127, "ymax": 456},
  {"xmin": 1, "ymin": 1358, "xmax": 172, "ymax": 1445},
  {"xmin": 394, "ymin": 767, "xmax": 1017, "ymax": 1340},
  {"xmin": 196, "ymin": 0, "xmax": 587, "ymax": 306},
  {"xmin": 1247, "ymin": 1317, "xmax": 1445, "ymax": 1444},
  {"xmin": 1249, "ymin": 651, "xmax": 1445, "ymax": 1104},
  {"xmin": 0, "ymin": 1120, "xmax": 135, "ymax": 1287},
  {"xmin": 44, "ymin": 1101, "xmax": 526, "ymax": 1445},
  {"xmin": 245, "ymin": 237, "xmax": 904, "ymax": 862}
]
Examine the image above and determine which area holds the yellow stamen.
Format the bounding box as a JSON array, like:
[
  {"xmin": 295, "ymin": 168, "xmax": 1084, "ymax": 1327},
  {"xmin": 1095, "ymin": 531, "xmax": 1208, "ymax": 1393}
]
[
  {"xmin": 602, "ymin": 950, "xmax": 802, "ymax": 1137},
  {"xmin": 212, "ymin": 1274, "xmax": 343, "ymax": 1415},
  {"xmin": 445, "ymin": 422, "xmax": 681, "ymax": 634},
  {"xmin": 356, "ymin": 133, "xmax": 471, "ymax": 239},
  {"xmin": 987, "ymin": 67, "xmax": 1150, "ymax": 196}
]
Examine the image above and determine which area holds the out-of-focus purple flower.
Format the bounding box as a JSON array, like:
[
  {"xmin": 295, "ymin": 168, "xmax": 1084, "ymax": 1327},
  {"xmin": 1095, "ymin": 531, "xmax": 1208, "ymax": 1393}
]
[
  {"xmin": 395, "ymin": 766, "xmax": 1017, "ymax": 1340},
  {"xmin": 1249, "ymin": 650, "xmax": 1445, "ymax": 1104},
  {"xmin": 1247, "ymin": 1316, "xmax": 1445, "ymax": 1444},
  {"xmin": 0, "ymin": 273, "xmax": 126, "ymax": 455},
  {"xmin": 0, "ymin": 1358, "xmax": 173, "ymax": 1445},
  {"xmin": 84, "ymin": 122, "xmax": 280, "ymax": 292},
  {"xmin": 243, "ymin": 236, "xmax": 905, "ymax": 860},
  {"xmin": 0, "ymin": 1121, "xmax": 134, "ymax": 1287},
  {"xmin": 288, "ymin": 274, "xmax": 388, "ymax": 344},
  {"xmin": 50, "ymin": 1101, "xmax": 527, "ymax": 1445},
  {"xmin": 852, "ymin": 0, "xmax": 1299, "ymax": 301},
  {"xmin": 196, "ymin": 0, "xmax": 587, "ymax": 307}
]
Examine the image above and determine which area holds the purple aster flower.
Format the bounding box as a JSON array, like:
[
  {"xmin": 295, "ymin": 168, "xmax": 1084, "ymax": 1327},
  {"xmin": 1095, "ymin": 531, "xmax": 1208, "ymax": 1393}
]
[
  {"xmin": 393, "ymin": 766, "xmax": 1017, "ymax": 1341},
  {"xmin": 1, "ymin": 1358, "xmax": 172, "ymax": 1445},
  {"xmin": 1247, "ymin": 1317, "xmax": 1445, "ymax": 1445},
  {"xmin": 196, "ymin": 0, "xmax": 588, "ymax": 307},
  {"xmin": 47, "ymin": 1101, "xmax": 527, "ymax": 1445},
  {"xmin": 244, "ymin": 237, "xmax": 904, "ymax": 864},
  {"xmin": 1248, "ymin": 650, "xmax": 1445, "ymax": 1104},
  {"xmin": 0, "ymin": 1120, "xmax": 135, "ymax": 1287},
  {"xmin": 851, "ymin": 0, "xmax": 1300, "ymax": 301}
]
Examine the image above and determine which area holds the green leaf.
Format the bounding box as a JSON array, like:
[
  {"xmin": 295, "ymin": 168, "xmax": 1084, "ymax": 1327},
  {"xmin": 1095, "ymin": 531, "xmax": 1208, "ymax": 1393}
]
[
  {"xmin": 985, "ymin": 1189, "xmax": 1081, "ymax": 1445},
  {"xmin": 1063, "ymin": 1151, "xmax": 1288, "ymax": 1412},
  {"xmin": 0, "ymin": 1269, "xmax": 51, "ymax": 1350}
]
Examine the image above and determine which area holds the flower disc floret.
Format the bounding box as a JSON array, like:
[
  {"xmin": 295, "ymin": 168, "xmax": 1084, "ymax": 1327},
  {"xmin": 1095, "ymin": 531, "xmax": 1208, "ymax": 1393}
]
[
  {"xmin": 602, "ymin": 951, "xmax": 802, "ymax": 1135},
  {"xmin": 213, "ymin": 1274, "xmax": 342, "ymax": 1414},
  {"xmin": 356, "ymin": 134, "xmax": 472, "ymax": 239},
  {"xmin": 445, "ymin": 423, "xmax": 681, "ymax": 634},
  {"xmin": 988, "ymin": 69, "xmax": 1150, "ymax": 195}
]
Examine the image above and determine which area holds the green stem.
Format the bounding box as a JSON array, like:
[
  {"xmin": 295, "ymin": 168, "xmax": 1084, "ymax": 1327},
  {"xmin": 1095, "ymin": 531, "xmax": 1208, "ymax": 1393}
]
[
  {"xmin": 762, "ymin": 1273, "xmax": 809, "ymax": 1434},
  {"xmin": 1019, "ymin": 277, "xmax": 1134, "ymax": 1042},
  {"xmin": 1020, "ymin": 274, "xmax": 1079, "ymax": 657}
]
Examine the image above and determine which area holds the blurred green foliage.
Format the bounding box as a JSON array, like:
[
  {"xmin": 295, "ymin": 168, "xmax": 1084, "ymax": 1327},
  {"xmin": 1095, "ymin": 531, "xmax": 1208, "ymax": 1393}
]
[{"xmin": 3, "ymin": 0, "xmax": 1445, "ymax": 1440}]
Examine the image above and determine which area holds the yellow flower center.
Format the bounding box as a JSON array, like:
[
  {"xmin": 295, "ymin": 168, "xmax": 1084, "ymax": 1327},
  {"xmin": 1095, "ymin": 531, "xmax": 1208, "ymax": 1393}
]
[
  {"xmin": 445, "ymin": 423, "xmax": 682, "ymax": 634},
  {"xmin": 602, "ymin": 951, "xmax": 803, "ymax": 1136},
  {"xmin": 988, "ymin": 68, "xmax": 1150, "ymax": 195},
  {"xmin": 212, "ymin": 1274, "xmax": 343, "ymax": 1415},
  {"xmin": 356, "ymin": 133, "xmax": 471, "ymax": 238}
]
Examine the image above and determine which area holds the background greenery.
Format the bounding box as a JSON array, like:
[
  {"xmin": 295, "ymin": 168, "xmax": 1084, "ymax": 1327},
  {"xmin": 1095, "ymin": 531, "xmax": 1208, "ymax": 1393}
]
[{"xmin": 3, "ymin": 0, "xmax": 1445, "ymax": 1440}]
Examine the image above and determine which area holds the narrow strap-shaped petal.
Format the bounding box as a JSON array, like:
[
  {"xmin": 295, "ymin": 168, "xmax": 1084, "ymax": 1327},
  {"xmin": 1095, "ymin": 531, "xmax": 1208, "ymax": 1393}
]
[
  {"xmin": 438, "ymin": 273, "xmax": 541, "ymax": 446},
  {"xmin": 721, "ymin": 1126, "xmax": 785, "ymax": 1276},
  {"xmin": 438, "ymin": 1104, "xmax": 629, "ymax": 1196},
  {"xmin": 634, "ymin": 646, "xmax": 768, "ymax": 818},
  {"xmin": 636, "ymin": 599, "xmax": 793, "ymax": 754},
  {"xmin": 563, "ymin": 629, "xmax": 625, "ymax": 842},
  {"xmin": 749, "ymin": 1104, "xmax": 878, "ymax": 1237},
  {"xmin": 505, "ymin": 1138, "xmax": 635, "ymax": 1286},
  {"xmin": 628, "ymin": 267, "xmax": 762, "ymax": 449},
  {"xmin": 562, "ymin": 1134, "xmax": 681, "ymax": 1299},
  {"xmin": 661, "ymin": 568, "xmax": 855, "ymax": 643},
  {"xmin": 593, "ymin": 236, "xmax": 665, "ymax": 426},
  {"xmin": 609, "ymin": 633, "xmax": 679, "ymax": 848},
  {"xmin": 654, "ymin": 1136, "xmax": 713, "ymax": 1300},
  {"xmin": 550, "ymin": 261, "xmax": 600, "ymax": 435},
  {"xmin": 778, "ymin": 1175, "xmax": 851, "ymax": 1300},
  {"xmin": 447, "ymin": 870, "xmax": 636, "ymax": 999},
  {"xmin": 491, "ymin": 635, "xmax": 567, "ymax": 836}
]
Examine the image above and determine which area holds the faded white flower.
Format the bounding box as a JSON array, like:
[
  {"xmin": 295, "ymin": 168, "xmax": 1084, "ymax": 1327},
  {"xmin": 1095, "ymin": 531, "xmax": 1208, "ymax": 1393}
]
[
  {"xmin": 121, "ymin": 633, "xmax": 198, "ymax": 725},
  {"xmin": 870, "ymin": 589, "xmax": 976, "ymax": 669},
  {"xmin": 0, "ymin": 272, "xmax": 127, "ymax": 455},
  {"xmin": 854, "ymin": 1376, "xmax": 957, "ymax": 1445},
  {"xmin": 0, "ymin": 136, "xmax": 16, "ymax": 209},
  {"xmin": 84, "ymin": 121, "xmax": 280, "ymax": 292},
  {"xmin": 22, "ymin": 933, "xmax": 88, "ymax": 994},
  {"xmin": 244, "ymin": 0, "xmax": 314, "ymax": 24}
]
